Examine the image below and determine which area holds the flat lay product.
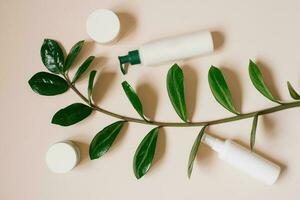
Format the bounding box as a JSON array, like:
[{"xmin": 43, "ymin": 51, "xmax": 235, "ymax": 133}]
[
  {"xmin": 28, "ymin": 38, "xmax": 300, "ymax": 183},
  {"xmin": 26, "ymin": 8, "xmax": 300, "ymax": 185},
  {"xmin": 46, "ymin": 141, "xmax": 80, "ymax": 173},
  {"xmin": 202, "ymin": 134, "xmax": 281, "ymax": 185},
  {"xmin": 118, "ymin": 31, "xmax": 214, "ymax": 74},
  {"xmin": 86, "ymin": 9, "xmax": 120, "ymax": 44}
]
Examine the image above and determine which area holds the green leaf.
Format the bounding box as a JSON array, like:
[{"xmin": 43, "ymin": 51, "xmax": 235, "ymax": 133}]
[
  {"xmin": 28, "ymin": 72, "xmax": 69, "ymax": 96},
  {"xmin": 71, "ymin": 56, "xmax": 95, "ymax": 84},
  {"xmin": 88, "ymin": 70, "xmax": 97, "ymax": 104},
  {"xmin": 187, "ymin": 125, "xmax": 207, "ymax": 178},
  {"xmin": 208, "ymin": 66, "xmax": 239, "ymax": 114},
  {"xmin": 133, "ymin": 127, "xmax": 159, "ymax": 179},
  {"xmin": 250, "ymin": 113, "xmax": 259, "ymax": 150},
  {"xmin": 122, "ymin": 81, "xmax": 147, "ymax": 121},
  {"xmin": 287, "ymin": 81, "xmax": 300, "ymax": 100},
  {"xmin": 89, "ymin": 121, "xmax": 125, "ymax": 160},
  {"xmin": 166, "ymin": 64, "xmax": 187, "ymax": 122},
  {"xmin": 41, "ymin": 39, "xmax": 64, "ymax": 74},
  {"xmin": 64, "ymin": 40, "xmax": 84, "ymax": 72},
  {"xmin": 52, "ymin": 103, "xmax": 93, "ymax": 126},
  {"xmin": 249, "ymin": 60, "xmax": 280, "ymax": 103}
]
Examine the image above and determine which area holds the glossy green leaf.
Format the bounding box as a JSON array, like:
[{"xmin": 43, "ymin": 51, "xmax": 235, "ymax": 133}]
[
  {"xmin": 88, "ymin": 70, "xmax": 97, "ymax": 104},
  {"xmin": 40, "ymin": 39, "xmax": 64, "ymax": 74},
  {"xmin": 133, "ymin": 127, "xmax": 159, "ymax": 179},
  {"xmin": 249, "ymin": 60, "xmax": 280, "ymax": 103},
  {"xmin": 52, "ymin": 103, "xmax": 93, "ymax": 126},
  {"xmin": 122, "ymin": 81, "xmax": 147, "ymax": 121},
  {"xmin": 89, "ymin": 121, "xmax": 125, "ymax": 160},
  {"xmin": 287, "ymin": 81, "xmax": 300, "ymax": 100},
  {"xmin": 187, "ymin": 125, "xmax": 207, "ymax": 178},
  {"xmin": 64, "ymin": 40, "xmax": 84, "ymax": 72},
  {"xmin": 71, "ymin": 56, "xmax": 95, "ymax": 84},
  {"xmin": 167, "ymin": 64, "xmax": 187, "ymax": 122},
  {"xmin": 250, "ymin": 113, "xmax": 259, "ymax": 150},
  {"xmin": 28, "ymin": 72, "xmax": 69, "ymax": 96},
  {"xmin": 208, "ymin": 66, "xmax": 239, "ymax": 114}
]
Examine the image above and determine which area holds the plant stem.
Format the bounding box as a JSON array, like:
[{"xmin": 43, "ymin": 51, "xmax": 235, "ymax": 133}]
[{"xmin": 64, "ymin": 75, "xmax": 300, "ymax": 127}]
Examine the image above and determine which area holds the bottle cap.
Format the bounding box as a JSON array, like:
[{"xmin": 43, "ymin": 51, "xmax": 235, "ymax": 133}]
[
  {"xmin": 86, "ymin": 9, "xmax": 120, "ymax": 44},
  {"xmin": 118, "ymin": 50, "xmax": 141, "ymax": 74},
  {"xmin": 46, "ymin": 141, "xmax": 80, "ymax": 173}
]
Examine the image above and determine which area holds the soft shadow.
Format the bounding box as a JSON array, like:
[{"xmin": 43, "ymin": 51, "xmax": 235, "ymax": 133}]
[
  {"xmin": 117, "ymin": 12, "xmax": 137, "ymax": 42},
  {"xmin": 182, "ymin": 65, "xmax": 198, "ymax": 121},
  {"xmin": 256, "ymin": 60, "xmax": 281, "ymax": 99},
  {"xmin": 211, "ymin": 31, "xmax": 225, "ymax": 51},
  {"xmin": 220, "ymin": 66, "xmax": 243, "ymax": 112},
  {"xmin": 151, "ymin": 127, "xmax": 167, "ymax": 171},
  {"xmin": 73, "ymin": 56, "xmax": 107, "ymax": 83},
  {"xmin": 261, "ymin": 115, "xmax": 276, "ymax": 136},
  {"xmin": 74, "ymin": 141, "xmax": 90, "ymax": 168},
  {"xmin": 71, "ymin": 40, "xmax": 97, "ymax": 68},
  {"xmin": 196, "ymin": 145, "xmax": 215, "ymax": 167},
  {"xmin": 258, "ymin": 115, "xmax": 277, "ymax": 149},
  {"xmin": 136, "ymin": 83, "xmax": 158, "ymax": 120},
  {"xmin": 196, "ymin": 129, "xmax": 219, "ymax": 168},
  {"xmin": 65, "ymin": 40, "xmax": 107, "ymax": 83},
  {"xmin": 93, "ymin": 71, "xmax": 117, "ymax": 104}
]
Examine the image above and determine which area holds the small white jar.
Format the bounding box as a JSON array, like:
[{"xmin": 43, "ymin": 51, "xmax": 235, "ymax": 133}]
[
  {"xmin": 86, "ymin": 9, "xmax": 121, "ymax": 44},
  {"xmin": 46, "ymin": 141, "xmax": 80, "ymax": 173}
]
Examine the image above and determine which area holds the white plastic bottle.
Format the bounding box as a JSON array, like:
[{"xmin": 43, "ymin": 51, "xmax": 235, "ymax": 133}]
[
  {"xmin": 118, "ymin": 31, "xmax": 214, "ymax": 74},
  {"xmin": 202, "ymin": 134, "xmax": 281, "ymax": 185}
]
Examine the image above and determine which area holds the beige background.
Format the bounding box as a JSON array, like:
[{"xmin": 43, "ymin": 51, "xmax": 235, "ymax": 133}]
[{"xmin": 1, "ymin": 0, "xmax": 300, "ymax": 199}]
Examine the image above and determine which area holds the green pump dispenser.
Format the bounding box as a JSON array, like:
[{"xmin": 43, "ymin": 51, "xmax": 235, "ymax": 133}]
[{"xmin": 118, "ymin": 50, "xmax": 141, "ymax": 74}]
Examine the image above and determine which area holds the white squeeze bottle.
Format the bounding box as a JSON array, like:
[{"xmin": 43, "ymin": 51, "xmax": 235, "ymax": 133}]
[
  {"xmin": 118, "ymin": 31, "xmax": 214, "ymax": 74},
  {"xmin": 202, "ymin": 134, "xmax": 281, "ymax": 185}
]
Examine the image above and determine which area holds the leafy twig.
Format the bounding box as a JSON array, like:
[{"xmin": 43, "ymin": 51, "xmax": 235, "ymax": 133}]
[
  {"xmin": 28, "ymin": 39, "xmax": 300, "ymax": 179},
  {"xmin": 64, "ymin": 74, "xmax": 300, "ymax": 127}
]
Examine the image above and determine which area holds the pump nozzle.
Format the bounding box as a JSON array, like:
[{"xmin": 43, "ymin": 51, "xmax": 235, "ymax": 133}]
[{"xmin": 118, "ymin": 50, "xmax": 141, "ymax": 74}]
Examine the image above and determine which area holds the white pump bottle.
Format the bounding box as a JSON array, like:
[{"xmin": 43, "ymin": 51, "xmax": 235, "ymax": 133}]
[{"xmin": 118, "ymin": 31, "xmax": 214, "ymax": 74}]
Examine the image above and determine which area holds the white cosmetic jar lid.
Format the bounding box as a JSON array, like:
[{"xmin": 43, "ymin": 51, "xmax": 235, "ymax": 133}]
[
  {"xmin": 86, "ymin": 9, "xmax": 120, "ymax": 44},
  {"xmin": 46, "ymin": 141, "xmax": 80, "ymax": 173}
]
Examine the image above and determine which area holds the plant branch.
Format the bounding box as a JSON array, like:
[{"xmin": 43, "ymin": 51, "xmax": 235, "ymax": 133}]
[{"xmin": 64, "ymin": 75, "xmax": 300, "ymax": 127}]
